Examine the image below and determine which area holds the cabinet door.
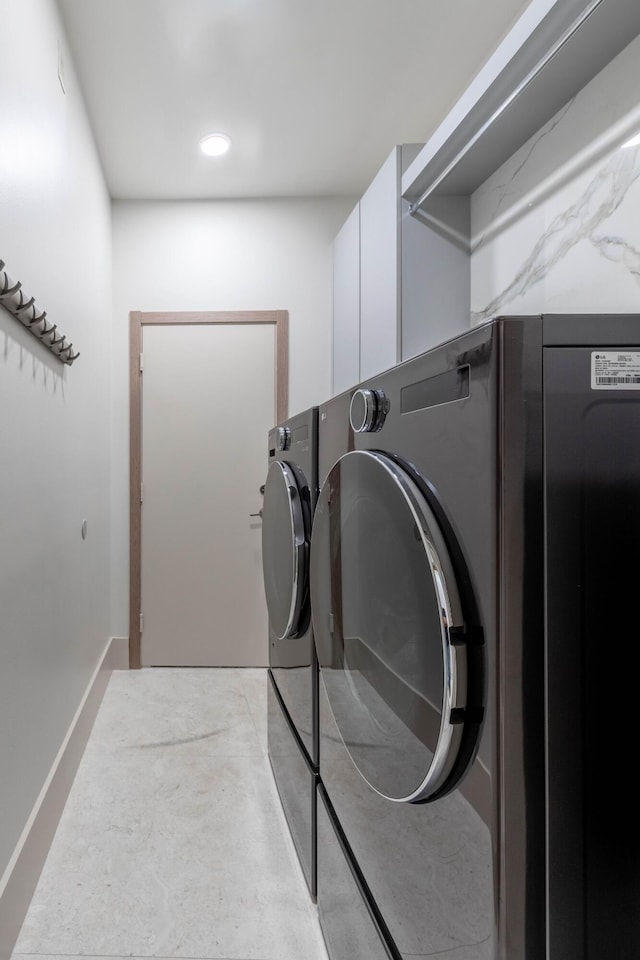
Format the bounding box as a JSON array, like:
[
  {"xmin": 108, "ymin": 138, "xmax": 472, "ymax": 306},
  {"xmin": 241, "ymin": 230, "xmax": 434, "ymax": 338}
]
[
  {"xmin": 332, "ymin": 203, "xmax": 360, "ymax": 395},
  {"xmin": 359, "ymin": 147, "xmax": 401, "ymax": 380}
]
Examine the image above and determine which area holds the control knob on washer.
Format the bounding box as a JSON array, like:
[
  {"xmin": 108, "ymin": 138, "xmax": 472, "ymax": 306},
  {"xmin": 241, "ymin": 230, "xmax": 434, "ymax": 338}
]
[
  {"xmin": 349, "ymin": 388, "xmax": 389, "ymax": 433},
  {"xmin": 275, "ymin": 426, "xmax": 291, "ymax": 450}
]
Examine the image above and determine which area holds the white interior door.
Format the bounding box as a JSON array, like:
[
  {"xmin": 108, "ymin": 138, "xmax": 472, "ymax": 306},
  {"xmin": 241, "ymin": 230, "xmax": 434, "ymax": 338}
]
[{"xmin": 140, "ymin": 322, "xmax": 275, "ymax": 666}]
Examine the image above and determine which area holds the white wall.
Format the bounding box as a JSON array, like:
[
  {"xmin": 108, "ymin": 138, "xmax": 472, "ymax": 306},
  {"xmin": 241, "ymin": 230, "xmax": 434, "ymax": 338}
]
[
  {"xmin": 110, "ymin": 197, "xmax": 354, "ymax": 637},
  {"xmin": 470, "ymin": 33, "xmax": 640, "ymax": 318},
  {"xmin": 0, "ymin": 0, "xmax": 112, "ymax": 882}
]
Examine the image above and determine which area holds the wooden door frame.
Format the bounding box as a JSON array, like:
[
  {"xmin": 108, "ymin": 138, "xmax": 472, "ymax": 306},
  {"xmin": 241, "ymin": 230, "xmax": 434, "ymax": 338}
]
[{"xmin": 129, "ymin": 309, "xmax": 289, "ymax": 669}]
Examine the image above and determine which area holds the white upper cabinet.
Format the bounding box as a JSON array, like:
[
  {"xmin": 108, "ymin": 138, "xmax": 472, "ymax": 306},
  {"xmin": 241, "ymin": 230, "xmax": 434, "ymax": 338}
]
[
  {"xmin": 331, "ymin": 144, "xmax": 425, "ymax": 393},
  {"xmin": 359, "ymin": 147, "xmax": 402, "ymax": 381},
  {"xmin": 332, "ymin": 202, "xmax": 360, "ymax": 396}
]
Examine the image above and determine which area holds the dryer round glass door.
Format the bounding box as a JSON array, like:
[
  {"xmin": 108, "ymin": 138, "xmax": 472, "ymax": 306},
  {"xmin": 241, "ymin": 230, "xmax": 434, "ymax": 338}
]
[
  {"xmin": 310, "ymin": 450, "xmax": 483, "ymax": 804},
  {"xmin": 262, "ymin": 459, "xmax": 311, "ymax": 640}
]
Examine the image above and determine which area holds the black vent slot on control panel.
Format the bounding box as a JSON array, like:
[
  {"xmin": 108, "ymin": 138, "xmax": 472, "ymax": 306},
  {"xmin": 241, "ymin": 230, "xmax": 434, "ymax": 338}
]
[{"xmin": 401, "ymin": 365, "xmax": 470, "ymax": 415}]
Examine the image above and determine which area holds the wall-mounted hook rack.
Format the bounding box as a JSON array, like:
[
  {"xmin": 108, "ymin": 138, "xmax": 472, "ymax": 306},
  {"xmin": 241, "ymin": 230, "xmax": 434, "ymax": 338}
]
[{"xmin": 0, "ymin": 259, "xmax": 80, "ymax": 365}]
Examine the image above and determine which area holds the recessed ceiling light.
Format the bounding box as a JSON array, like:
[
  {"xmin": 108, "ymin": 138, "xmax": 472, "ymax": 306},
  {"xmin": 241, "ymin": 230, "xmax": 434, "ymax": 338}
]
[
  {"xmin": 200, "ymin": 134, "xmax": 231, "ymax": 157},
  {"xmin": 622, "ymin": 131, "xmax": 640, "ymax": 149}
]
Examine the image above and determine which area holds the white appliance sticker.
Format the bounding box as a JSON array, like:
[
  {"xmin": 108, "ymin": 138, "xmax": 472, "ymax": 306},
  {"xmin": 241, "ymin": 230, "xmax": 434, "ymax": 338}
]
[{"xmin": 591, "ymin": 351, "xmax": 640, "ymax": 390}]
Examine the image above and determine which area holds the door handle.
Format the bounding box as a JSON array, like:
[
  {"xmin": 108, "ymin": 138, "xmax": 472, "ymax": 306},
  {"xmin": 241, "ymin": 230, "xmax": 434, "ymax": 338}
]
[{"xmin": 250, "ymin": 509, "xmax": 263, "ymax": 519}]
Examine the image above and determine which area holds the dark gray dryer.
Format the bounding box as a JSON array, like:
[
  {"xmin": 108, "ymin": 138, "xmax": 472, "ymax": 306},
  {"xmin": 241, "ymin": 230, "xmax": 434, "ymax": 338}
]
[
  {"xmin": 261, "ymin": 407, "xmax": 319, "ymax": 898},
  {"xmin": 311, "ymin": 315, "xmax": 640, "ymax": 960}
]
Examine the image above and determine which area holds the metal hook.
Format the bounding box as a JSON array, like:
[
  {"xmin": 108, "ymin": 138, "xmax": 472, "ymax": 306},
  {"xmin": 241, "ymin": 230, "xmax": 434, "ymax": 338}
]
[
  {"xmin": 40, "ymin": 323, "xmax": 57, "ymax": 342},
  {"xmin": 15, "ymin": 295, "xmax": 35, "ymax": 314},
  {"xmin": 0, "ymin": 268, "xmax": 19, "ymax": 296},
  {"xmin": 0, "ymin": 276, "xmax": 21, "ymax": 298},
  {"xmin": 28, "ymin": 309, "xmax": 46, "ymax": 327}
]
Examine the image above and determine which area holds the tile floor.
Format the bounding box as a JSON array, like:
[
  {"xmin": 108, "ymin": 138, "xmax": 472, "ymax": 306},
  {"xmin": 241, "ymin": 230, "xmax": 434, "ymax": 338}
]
[{"xmin": 12, "ymin": 667, "xmax": 329, "ymax": 960}]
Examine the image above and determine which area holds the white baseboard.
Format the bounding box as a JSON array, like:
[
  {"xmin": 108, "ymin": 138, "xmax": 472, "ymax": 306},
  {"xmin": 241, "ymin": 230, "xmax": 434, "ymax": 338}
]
[{"xmin": 0, "ymin": 637, "xmax": 127, "ymax": 960}]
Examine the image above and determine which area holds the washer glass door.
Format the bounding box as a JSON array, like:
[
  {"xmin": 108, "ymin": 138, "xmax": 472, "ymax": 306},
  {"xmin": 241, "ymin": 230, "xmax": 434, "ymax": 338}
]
[
  {"xmin": 262, "ymin": 460, "xmax": 311, "ymax": 640},
  {"xmin": 311, "ymin": 450, "xmax": 482, "ymax": 803}
]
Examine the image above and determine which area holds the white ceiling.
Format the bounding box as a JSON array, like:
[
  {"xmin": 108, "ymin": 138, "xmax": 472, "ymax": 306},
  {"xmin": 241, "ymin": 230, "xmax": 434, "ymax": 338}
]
[{"xmin": 56, "ymin": 0, "xmax": 532, "ymax": 201}]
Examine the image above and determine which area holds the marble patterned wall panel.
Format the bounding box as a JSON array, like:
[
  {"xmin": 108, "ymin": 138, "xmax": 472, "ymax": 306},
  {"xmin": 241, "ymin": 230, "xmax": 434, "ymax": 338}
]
[{"xmin": 470, "ymin": 32, "xmax": 640, "ymax": 323}]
